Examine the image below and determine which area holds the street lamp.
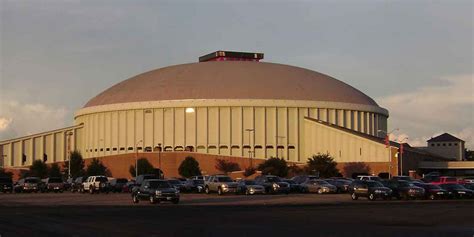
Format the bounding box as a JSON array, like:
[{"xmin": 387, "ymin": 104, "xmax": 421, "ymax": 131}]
[
  {"xmin": 377, "ymin": 128, "xmax": 399, "ymax": 178},
  {"xmin": 135, "ymin": 140, "xmax": 143, "ymax": 177},
  {"xmin": 398, "ymin": 137, "xmax": 408, "ymax": 176},
  {"xmin": 66, "ymin": 131, "xmax": 74, "ymax": 179},
  {"xmin": 245, "ymin": 128, "xmax": 254, "ymax": 167}
]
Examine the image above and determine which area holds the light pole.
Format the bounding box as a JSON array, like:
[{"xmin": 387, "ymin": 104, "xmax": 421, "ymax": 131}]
[
  {"xmin": 245, "ymin": 128, "xmax": 254, "ymax": 167},
  {"xmin": 157, "ymin": 143, "xmax": 162, "ymax": 172},
  {"xmin": 378, "ymin": 128, "xmax": 399, "ymax": 178},
  {"xmin": 398, "ymin": 137, "xmax": 408, "ymax": 176},
  {"xmin": 135, "ymin": 140, "xmax": 142, "ymax": 177},
  {"xmin": 276, "ymin": 136, "xmax": 286, "ymax": 159},
  {"xmin": 66, "ymin": 131, "xmax": 73, "ymax": 179}
]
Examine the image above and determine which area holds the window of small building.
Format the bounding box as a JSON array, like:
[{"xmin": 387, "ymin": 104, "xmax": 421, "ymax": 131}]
[
  {"xmin": 94, "ymin": 149, "xmax": 98, "ymax": 152},
  {"xmin": 100, "ymin": 148, "xmax": 104, "ymax": 151},
  {"xmin": 106, "ymin": 148, "xmax": 110, "ymax": 151},
  {"xmin": 113, "ymin": 148, "xmax": 118, "ymax": 151},
  {"xmin": 127, "ymin": 147, "xmax": 133, "ymax": 151},
  {"xmin": 443, "ymin": 143, "xmax": 446, "ymax": 146},
  {"xmin": 454, "ymin": 143, "xmax": 458, "ymax": 146},
  {"xmin": 120, "ymin": 147, "xmax": 125, "ymax": 151},
  {"xmin": 137, "ymin": 147, "xmax": 142, "ymax": 150},
  {"xmin": 437, "ymin": 144, "xmax": 440, "ymax": 146},
  {"xmin": 448, "ymin": 143, "xmax": 452, "ymax": 146},
  {"xmin": 431, "ymin": 144, "xmax": 435, "ymax": 147}
]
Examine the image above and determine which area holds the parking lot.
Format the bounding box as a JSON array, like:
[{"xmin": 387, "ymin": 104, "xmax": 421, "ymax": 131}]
[{"xmin": 0, "ymin": 192, "xmax": 473, "ymax": 237}]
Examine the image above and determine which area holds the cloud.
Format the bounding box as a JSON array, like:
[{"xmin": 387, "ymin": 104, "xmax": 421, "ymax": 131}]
[
  {"xmin": 0, "ymin": 100, "xmax": 69, "ymax": 141},
  {"xmin": 378, "ymin": 74, "xmax": 473, "ymax": 149},
  {"xmin": 0, "ymin": 117, "xmax": 13, "ymax": 131}
]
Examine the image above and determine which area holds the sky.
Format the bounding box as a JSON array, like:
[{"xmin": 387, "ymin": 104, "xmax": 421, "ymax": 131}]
[{"xmin": 0, "ymin": 0, "xmax": 473, "ymax": 148}]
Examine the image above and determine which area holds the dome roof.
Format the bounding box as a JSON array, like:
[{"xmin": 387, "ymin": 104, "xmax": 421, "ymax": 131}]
[{"xmin": 84, "ymin": 61, "xmax": 379, "ymax": 108}]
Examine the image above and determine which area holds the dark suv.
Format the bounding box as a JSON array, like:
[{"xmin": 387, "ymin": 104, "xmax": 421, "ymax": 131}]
[
  {"xmin": 41, "ymin": 177, "xmax": 65, "ymax": 193},
  {"xmin": 0, "ymin": 177, "xmax": 13, "ymax": 193},
  {"xmin": 382, "ymin": 180, "xmax": 425, "ymax": 200},
  {"xmin": 254, "ymin": 175, "xmax": 290, "ymax": 194},
  {"xmin": 349, "ymin": 180, "xmax": 392, "ymax": 201},
  {"xmin": 132, "ymin": 179, "xmax": 180, "ymax": 204}
]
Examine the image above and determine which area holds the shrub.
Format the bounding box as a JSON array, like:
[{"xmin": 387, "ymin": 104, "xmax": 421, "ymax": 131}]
[
  {"xmin": 257, "ymin": 157, "xmax": 288, "ymax": 177},
  {"xmin": 86, "ymin": 158, "xmax": 109, "ymax": 176},
  {"xmin": 215, "ymin": 159, "xmax": 241, "ymax": 174},
  {"xmin": 29, "ymin": 160, "xmax": 48, "ymax": 178},
  {"xmin": 306, "ymin": 153, "xmax": 340, "ymax": 178},
  {"xmin": 129, "ymin": 158, "xmax": 156, "ymax": 177},
  {"xmin": 343, "ymin": 162, "xmax": 371, "ymax": 178},
  {"xmin": 0, "ymin": 168, "xmax": 13, "ymax": 179},
  {"xmin": 63, "ymin": 150, "xmax": 85, "ymax": 178},
  {"xmin": 48, "ymin": 163, "xmax": 62, "ymax": 177},
  {"xmin": 178, "ymin": 156, "xmax": 202, "ymax": 178}
]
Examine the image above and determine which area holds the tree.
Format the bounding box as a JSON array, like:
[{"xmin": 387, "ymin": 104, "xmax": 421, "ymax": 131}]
[
  {"xmin": 465, "ymin": 149, "xmax": 474, "ymax": 161},
  {"xmin": 48, "ymin": 163, "xmax": 62, "ymax": 177},
  {"xmin": 0, "ymin": 168, "xmax": 13, "ymax": 179},
  {"xmin": 178, "ymin": 156, "xmax": 202, "ymax": 178},
  {"xmin": 306, "ymin": 153, "xmax": 340, "ymax": 178},
  {"xmin": 243, "ymin": 167, "xmax": 256, "ymax": 177},
  {"xmin": 86, "ymin": 158, "xmax": 108, "ymax": 176},
  {"xmin": 29, "ymin": 160, "xmax": 48, "ymax": 178},
  {"xmin": 215, "ymin": 159, "xmax": 241, "ymax": 174},
  {"xmin": 63, "ymin": 150, "xmax": 85, "ymax": 178},
  {"xmin": 129, "ymin": 158, "xmax": 156, "ymax": 177},
  {"xmin": 342, "ymin": 162, "xmax": 371, "ymax": 178},
  {"xmin": 257, "ymin": 157, "xmax": 288, "ymax": 177}
]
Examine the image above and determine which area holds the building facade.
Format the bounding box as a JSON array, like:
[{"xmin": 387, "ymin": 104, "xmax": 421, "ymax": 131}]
[{"xmin": 1, "ymin": 51, "xmax": 392, "ymax": 177}]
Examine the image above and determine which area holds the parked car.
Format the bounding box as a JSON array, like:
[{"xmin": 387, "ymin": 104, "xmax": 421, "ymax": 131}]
[
  {"xmin": 391, "ymin": 176, "xmax": 412, "ymax": 182},
  {"xmin": 413, "ymin": 183, "xmax": 449, "ymax": 200},
  {"xmin": 282, "ymin": 179, "xmax": 308, "ymax": 193},
  {"xmin": 122, "ymin": 180, "xmax": 136, "ymax": 193},
  {"xmin": 254, "ymin": 175, "xmax": 290, "ymax": 194},
  {"xmin": 0, "ymin": 177, "xmax": 13, "ymax": 193},
  {"xmin": 14, "ymin": 177, "xmax": 41, "ymax": 193},
  {"xmin": 291, "ymin": 175, "xmax": 319, "ymax": 184},
  {"xmin": 357, "ymin": 176, "xmax": 383, "ymax": 182},
  {"xmin": 463, "ymin": 183, "xmax": 474, "ymax": 191},
  {"xmin": 70, "ymin": 176, "xmax": 87, "ymax": 193},
  {"xmin": 430, "ymin": 176, "xmax": 459, "ymax": 185},
  {"xmin": 302, "ymin": 179, "xmax": 337, "ymax": 194},
  {"xmin": 135, "ymin": 174, "xmax": 160, "ymax": 187},
  {"xmin": 132, "ymin": 179, "xmax": 180, "ymax": 204},
  {"xmin": 184, "ymin": 179, "xmax": 205, "ymax": 193},
  {"xmin": 41, "ymin": 177, "xmax": 65, "ymax": 193},
  {"xmin": 421, "ymin": 171, "xmax": 440, "ymax": 183},
  {"xmin": 236, "ymin": 180, "xmax": 265, "ymax": 195},
  {"xmin": 325, "ymin": 179, "xmax": 352, "ymax": 193},
  {"xmin": 381, "ymin": 180, "xmax": 425, "ymax": 200},
  {"xmin": 190, "ymin": 175, "xmax": 205, "ymax": 180},
  {"xmin": 83, "ymin": 176, "xmax": 110, "ymax": 194},
  {"xmin": 64, "ymin": 178, "xmax": 74, "ymax": 191},
  {"xmin": 349, "ymin": 180, "xmax": 392, "ymax": 200},
  {"xmin": 462, "ymin": 177, "xmax": 474, "ymax": 184},
  {"xmin": 439, "ymin": 183, "xmax": 474, "ymax": 199},
  {"xmin": 204, "ymin": 175, "xmax": 238, "ymax": 195},
  {"xmin": 167, "ymin": 179, "xmax": 186, "ymax": 191},
  {"xmin": 110, "ymin": 178, "xmax": 128, "ymax": 193}
]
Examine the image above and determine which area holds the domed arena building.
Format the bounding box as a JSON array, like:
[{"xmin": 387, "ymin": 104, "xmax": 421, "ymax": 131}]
[{"xmin": 1, "ymin": 51, "xmax": 402, "ymax": 178}]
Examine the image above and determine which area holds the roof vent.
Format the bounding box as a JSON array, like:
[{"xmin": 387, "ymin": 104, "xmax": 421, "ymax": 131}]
[{"xmin": 199, "ymin": 50, "xmax": 264, "ymax": 62}]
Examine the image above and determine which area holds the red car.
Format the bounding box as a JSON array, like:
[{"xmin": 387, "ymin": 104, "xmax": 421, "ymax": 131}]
[{"xmin": 430, "ymin": 176, "xmax": 461, "ymax": 185}]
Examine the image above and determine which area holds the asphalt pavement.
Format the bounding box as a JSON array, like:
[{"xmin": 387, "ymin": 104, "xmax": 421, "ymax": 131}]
[{"xmin": 0, "ymin": 193, "xmax": 472, "ymax": 237}]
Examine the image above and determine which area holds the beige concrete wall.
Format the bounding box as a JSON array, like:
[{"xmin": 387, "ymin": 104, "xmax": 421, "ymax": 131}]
[
  {"xmin": 304, "ymin": 118, "xmax": 394, "ymax": 165},
  {"xmin": 426, "ymin": 141, "xmax": 465, "ymax": 161},
  {"xmin": 0, "ymin": 125, "xmax": 82, "ymax": 168},
  {"xmin": 73, "ymin": 99, "xmax": 388, "ymax": 164}
]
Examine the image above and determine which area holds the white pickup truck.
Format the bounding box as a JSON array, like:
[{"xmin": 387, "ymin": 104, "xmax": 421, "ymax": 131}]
[{"xmin": 82, "ymin": 176, "xmax": 110, "ymax": 194}]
